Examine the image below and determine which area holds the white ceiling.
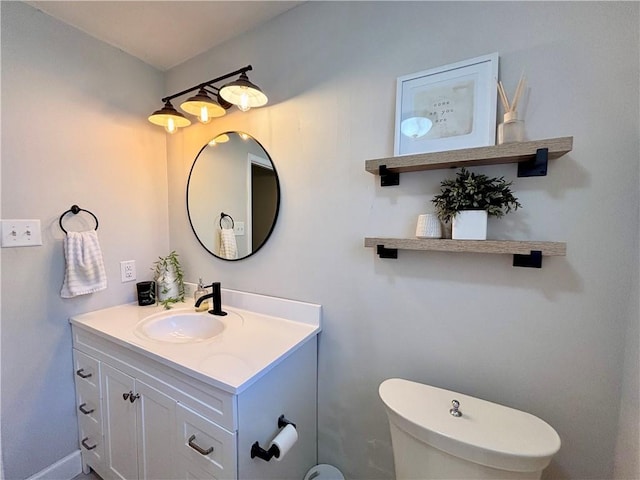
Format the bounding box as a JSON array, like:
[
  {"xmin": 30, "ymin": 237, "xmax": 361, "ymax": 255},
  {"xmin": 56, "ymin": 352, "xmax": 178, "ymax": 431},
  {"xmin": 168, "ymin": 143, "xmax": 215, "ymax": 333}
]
[{"xmin": 26, "ymin": 1, "xmax": 303, "ymax": 71}]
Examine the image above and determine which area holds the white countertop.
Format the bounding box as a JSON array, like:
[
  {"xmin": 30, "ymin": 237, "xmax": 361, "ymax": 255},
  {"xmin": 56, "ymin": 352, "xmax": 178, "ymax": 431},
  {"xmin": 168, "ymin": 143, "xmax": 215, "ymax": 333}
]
[{"xmin": 70, "ymin": 289, "xmax": 321, "ymax": 394}]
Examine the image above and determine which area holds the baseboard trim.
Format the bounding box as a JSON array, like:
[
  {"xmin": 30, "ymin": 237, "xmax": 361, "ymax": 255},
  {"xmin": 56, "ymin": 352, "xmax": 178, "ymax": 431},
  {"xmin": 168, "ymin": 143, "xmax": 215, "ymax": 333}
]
[{"xmin": 26, "ymin": 450, "xmax": 82, "ymax": 480}]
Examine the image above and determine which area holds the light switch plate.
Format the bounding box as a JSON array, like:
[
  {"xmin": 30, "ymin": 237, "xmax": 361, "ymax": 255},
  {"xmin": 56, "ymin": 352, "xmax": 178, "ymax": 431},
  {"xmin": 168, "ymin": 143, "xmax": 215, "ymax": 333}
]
[{"xmin": 1, "ymin": 219, "xmax": 43, "ymax": 247}]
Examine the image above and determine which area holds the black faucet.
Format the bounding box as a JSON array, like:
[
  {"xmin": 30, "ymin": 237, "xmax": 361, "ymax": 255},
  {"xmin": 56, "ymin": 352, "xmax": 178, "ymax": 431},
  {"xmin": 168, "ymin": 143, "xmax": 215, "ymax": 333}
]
[{"xmin": 194, "ymin": 282, "xmax": 227, "ymax": 316}]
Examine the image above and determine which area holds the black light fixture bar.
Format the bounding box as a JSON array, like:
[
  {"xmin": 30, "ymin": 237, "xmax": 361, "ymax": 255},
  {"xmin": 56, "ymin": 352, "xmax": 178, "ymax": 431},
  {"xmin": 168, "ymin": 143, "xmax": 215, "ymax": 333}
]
[{"xmin": 161, "ymin": 65, "xmax": 252, "ymax": 103}]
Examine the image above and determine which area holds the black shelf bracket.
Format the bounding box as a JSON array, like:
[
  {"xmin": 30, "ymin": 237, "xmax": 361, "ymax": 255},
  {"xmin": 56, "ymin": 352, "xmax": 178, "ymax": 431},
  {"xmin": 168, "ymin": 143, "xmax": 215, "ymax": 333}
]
[
  {"xmin": 517, "ymin": 148, "xmax": 549, "ymax": 177},
  {"xmin": 379, "ymin": 165, "xmax": 400, "ymax": 186},
  {"xmin": 513, "ymin": 250, "xmax": 543, "ymax": 268},
  {"xmin": 376, "ymin": 245, "xmax": 398, "ymax": 259}
]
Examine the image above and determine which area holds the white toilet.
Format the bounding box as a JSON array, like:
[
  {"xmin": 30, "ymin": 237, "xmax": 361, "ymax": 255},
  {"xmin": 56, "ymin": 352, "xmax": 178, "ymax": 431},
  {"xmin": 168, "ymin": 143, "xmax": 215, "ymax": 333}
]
[{"xmin": 379, "ymin": 378, "xmax": 561, "ymax": 479}]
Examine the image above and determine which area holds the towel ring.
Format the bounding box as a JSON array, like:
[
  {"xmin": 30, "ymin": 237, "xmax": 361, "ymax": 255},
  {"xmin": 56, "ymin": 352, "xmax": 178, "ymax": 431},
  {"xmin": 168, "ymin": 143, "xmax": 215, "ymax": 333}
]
[
  {"xmin": 220, "ymin": 212, "xmax": 234, "ymax": 229},
  {"xmin": 59, "ymin": 205, "xmax": 99, "ymax": 234}
]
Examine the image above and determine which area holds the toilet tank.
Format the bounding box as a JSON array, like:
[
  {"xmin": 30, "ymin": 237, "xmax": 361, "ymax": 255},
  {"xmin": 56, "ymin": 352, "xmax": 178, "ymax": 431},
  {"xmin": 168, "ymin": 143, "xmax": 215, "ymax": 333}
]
[{"xmin": 379, "ymin": 378, "xmax": 561, "ymax": 479}]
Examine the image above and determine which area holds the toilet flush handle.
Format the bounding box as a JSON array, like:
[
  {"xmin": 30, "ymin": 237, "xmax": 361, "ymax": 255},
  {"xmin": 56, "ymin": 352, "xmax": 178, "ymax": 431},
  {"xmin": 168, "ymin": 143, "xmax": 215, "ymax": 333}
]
[{"xmin": 449, "ymin": 399, "xmax": 462, "ymax": 417}]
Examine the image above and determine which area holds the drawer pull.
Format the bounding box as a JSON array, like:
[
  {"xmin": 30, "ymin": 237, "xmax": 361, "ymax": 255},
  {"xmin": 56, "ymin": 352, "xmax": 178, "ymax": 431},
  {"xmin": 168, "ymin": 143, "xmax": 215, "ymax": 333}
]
[
  {"xmin": 81, "ymin": 437, "xmax": 97, "ymax": 451},
  {"xmin": 188, "ymin": 435, "xmax": 214, "ymax": 456},
  {"xmin": 78, "ymin": 403, "xmax": 95, "ymax": 415},
  {"xmin": 76, "ymin": 368, "xmax": 92, "ymax": 379}
]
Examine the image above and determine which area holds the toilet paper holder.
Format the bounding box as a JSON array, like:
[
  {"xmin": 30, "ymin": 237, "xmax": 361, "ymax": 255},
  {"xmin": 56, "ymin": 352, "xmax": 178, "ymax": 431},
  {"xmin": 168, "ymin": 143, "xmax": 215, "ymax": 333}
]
[{"xmin": 250, "ymin": 414, "xmax": 296, "ymax": 462}]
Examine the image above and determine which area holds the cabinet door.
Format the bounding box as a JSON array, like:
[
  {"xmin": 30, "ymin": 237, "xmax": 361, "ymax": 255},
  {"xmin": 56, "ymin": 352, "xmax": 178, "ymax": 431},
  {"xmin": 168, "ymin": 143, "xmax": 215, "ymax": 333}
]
[
  {"xmin": 102, "ymin": 363, "xmax": 138, "ymax": 480},
  {"xmin": 136, "ymin": 380, "xmax": 177, "ymax": 480}
]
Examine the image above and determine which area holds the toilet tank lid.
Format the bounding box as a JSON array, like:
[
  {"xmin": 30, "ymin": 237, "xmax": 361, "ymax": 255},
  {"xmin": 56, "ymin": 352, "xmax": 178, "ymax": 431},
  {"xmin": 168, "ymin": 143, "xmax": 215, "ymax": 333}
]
[{"xmin": 379, "ymin": 378, "xmax": 561, "ymax": 473}]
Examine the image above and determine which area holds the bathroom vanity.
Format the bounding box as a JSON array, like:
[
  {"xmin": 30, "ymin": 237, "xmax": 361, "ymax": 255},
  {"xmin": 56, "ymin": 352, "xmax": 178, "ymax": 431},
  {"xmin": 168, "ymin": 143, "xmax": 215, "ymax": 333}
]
[{"xmin": 70, "ymin": 289, "xmax": 321, "ymax": 480}]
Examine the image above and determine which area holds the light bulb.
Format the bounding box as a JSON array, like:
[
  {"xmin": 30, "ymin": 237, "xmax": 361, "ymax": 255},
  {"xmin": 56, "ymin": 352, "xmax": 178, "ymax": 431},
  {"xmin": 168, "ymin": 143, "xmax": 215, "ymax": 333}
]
[
  {"xmin": 199, "ymin": 106, "xmax": 211, "ymax": 124},
  {"xmin": 237, "ymin": 90, "xmax": 251, "ymax": 112},
  {"xmin": 165, "ymin": 117, "xmax": 177, "ymax": 134}
]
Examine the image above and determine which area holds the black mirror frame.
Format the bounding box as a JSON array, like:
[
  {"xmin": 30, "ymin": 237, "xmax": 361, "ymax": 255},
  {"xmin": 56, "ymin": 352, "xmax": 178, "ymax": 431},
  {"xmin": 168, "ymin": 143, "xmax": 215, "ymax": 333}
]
[{"xmin": 186, "ymin": 132, "xmax": 281, "ymax": 261}]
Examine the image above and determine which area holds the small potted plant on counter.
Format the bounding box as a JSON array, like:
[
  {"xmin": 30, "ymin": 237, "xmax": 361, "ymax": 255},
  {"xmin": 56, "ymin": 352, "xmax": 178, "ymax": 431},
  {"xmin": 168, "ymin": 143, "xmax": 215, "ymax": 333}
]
[
  {"xmin": 152, "ymin": 251, "xmax": 185, "ymax": 309},
  {"xmin": 432, "ymin": 168, "xmax": 522, "ymax": 240}
]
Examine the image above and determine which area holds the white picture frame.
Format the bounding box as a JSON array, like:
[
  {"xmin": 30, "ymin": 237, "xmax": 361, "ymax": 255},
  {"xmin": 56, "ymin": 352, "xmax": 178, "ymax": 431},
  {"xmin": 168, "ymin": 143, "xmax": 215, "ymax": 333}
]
[{"xmin": 394, "ymin": 52, "xmax": 499, "ymax": 156}]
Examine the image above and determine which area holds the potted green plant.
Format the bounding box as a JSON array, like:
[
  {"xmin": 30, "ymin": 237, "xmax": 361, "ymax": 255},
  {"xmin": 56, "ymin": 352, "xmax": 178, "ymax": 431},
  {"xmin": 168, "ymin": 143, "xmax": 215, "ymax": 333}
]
[
  {"xmin": 152, "ymin": 251, "xmax": 185, "ymax": 309},
  {"xmin": 432, "ymin": 168, "xmax": 522, "ymax": 240}
]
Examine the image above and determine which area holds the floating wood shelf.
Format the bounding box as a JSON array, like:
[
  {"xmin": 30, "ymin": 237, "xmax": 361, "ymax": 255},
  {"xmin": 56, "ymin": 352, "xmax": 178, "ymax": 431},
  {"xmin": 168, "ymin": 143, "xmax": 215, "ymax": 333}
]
[
  {"xmin": 363, "ymin": 137, "xmax": 573, "ymax": 268},
  {"xmin": 365, "ymin": 136, "xmax": 573, "ymax": 181},
  {"xmin": 364, "ymin": 237, "xmax": 566, "ymax": 268}
]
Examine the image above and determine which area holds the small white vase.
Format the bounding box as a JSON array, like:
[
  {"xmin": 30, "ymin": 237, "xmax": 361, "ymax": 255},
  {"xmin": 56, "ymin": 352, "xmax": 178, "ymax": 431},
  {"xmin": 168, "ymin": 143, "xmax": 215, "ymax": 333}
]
[
  {"xmin": 452, "ymin": 210, "xmax": 488, "ymax": 240},
  {"xmin": 156, "ymin": 270, "xmax": 179, "ymax": 301},
  {"xmin": 415, "ymin": 213, "xmax": 442, "ymax": 238}
]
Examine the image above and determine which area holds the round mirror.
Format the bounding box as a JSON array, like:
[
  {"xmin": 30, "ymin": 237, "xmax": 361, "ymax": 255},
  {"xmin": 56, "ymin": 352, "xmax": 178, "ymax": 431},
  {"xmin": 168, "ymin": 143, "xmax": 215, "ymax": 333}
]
[{"xmin": 187, "ymin": 132, "xmax": 280, "ymax": 260}]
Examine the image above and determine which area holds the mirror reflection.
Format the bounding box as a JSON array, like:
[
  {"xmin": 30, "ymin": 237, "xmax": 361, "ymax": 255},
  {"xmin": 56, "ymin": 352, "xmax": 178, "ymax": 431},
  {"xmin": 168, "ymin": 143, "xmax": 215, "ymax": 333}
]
[{"xmin": 187, "ymin": 132, "xmax": 280, "ymax": 260}]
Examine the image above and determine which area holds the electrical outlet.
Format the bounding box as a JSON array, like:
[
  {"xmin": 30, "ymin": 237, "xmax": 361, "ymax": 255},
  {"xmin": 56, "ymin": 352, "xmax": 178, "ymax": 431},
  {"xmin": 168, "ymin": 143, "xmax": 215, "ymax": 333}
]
[
  {"xmin": 120, "ymin": 260, "xmax": 136, "ymax": 282},
  {"xmin": 234, "ymin": 221, "xmax": 245, "ymax": 236},
  {"xmin": 1, "ymin": 219, "xmax": 43, "ymax": 247}
]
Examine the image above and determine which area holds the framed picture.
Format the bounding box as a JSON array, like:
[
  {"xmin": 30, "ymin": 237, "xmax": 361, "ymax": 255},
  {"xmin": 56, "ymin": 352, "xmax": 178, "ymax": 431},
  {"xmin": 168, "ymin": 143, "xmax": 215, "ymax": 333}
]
[{"xmin": 394, "ymin": 52, "xmax": 499, "ymax": 156}]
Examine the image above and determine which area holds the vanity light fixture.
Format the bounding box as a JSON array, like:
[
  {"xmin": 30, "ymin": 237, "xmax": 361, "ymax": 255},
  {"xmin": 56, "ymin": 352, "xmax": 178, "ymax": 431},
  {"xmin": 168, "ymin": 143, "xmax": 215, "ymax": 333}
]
[
  {"xmin": 148, "ymin": 100, "xmax": 191, "ymax": 134},
  {"xmin": 219, "ymin": 72, "xmax": 268, "ymax": 112},
  {"xmin": 180, "ymin": 87, "xmax": 227, "ymax": 124},
  {"xmin": 148, "ymin": 65, "xmax": 268, "ymax": 134}
]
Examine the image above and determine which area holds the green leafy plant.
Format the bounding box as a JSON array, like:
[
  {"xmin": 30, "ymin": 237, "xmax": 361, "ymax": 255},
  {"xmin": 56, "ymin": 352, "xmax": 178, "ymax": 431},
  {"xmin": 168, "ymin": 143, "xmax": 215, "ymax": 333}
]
[
  {"xmin": 432, "ymin": 168, "xmax": 522, "ymax": 223},
  {"xmin": 152, "ymin": 251, "xmax": 185, "ymax": 309}
]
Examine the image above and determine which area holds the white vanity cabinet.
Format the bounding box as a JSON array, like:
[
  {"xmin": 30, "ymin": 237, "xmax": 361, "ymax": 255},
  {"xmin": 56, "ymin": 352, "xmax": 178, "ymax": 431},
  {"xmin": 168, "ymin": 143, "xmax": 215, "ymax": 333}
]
[{"xmin": 71, "ymin": 294, "xmax": 320, "ymax": 480}]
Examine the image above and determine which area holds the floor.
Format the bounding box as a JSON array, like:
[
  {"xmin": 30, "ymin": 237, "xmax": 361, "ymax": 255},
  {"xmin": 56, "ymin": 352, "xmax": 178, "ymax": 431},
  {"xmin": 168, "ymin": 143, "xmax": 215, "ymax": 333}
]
[{"xmin": 72, "ymin": 471, "xmax": 101, "ymax": 480}]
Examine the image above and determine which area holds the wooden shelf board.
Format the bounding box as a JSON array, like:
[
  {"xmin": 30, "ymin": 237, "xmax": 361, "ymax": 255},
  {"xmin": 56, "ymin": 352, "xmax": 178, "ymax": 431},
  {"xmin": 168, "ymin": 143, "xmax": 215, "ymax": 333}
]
[
  {"xmin": 365, "ymin": 137, "xmax": 573, "ymax": 174},
  {"xmin": 364, "ymin": 237, "xmax": 566, "ymax": 256}
]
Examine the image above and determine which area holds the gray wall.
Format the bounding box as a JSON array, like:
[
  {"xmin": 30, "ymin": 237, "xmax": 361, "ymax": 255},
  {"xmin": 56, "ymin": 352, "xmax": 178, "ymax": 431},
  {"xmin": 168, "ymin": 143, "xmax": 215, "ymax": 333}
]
[
  {"xmin": 1, "ymin": 3, "xmax": 168, "ymax": 478},
  {"xmin": 166, "ymin": 2, "xmax": 639, "ymax": 479}
]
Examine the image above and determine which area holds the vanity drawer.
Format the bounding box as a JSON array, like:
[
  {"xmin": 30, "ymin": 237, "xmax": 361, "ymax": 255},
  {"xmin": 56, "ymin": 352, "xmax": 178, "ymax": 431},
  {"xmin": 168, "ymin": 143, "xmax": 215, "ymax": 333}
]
[
  {"xmin": 73, "ymin": 349, "xmax": 100, "ymax": 392},
  {"xmin": 75, "ymin": 385, "xmax": 102, "ymax": 429},
  {"xmin": 78, "ymin": 416, "xmax": 105, "ymax": 467},
  {"xmin": 176, "ymin": 403, "xmax": 237, "ymax": 480}
]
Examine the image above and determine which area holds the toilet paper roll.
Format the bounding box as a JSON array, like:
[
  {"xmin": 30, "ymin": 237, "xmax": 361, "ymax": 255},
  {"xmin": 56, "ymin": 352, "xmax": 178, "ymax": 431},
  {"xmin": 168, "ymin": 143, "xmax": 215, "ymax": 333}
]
[{"xmin": 269, "ymin": 423, "xmax": 298, "ymax": 461}]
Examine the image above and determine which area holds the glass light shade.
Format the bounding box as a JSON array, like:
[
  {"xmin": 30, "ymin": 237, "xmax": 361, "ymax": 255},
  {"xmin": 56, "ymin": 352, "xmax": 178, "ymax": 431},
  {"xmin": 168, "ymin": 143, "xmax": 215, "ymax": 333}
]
[
  {"xmin": 401, "ymin": 116, "xmax": 432, "ymax": 139},
  {"xmin": 180, "ymin": 88, "xmax": 226, "ymax": 124},
  {"xmin": 148, "ymin": 100, "xmax": 191, "ymax": 134},
  {"xmin": 219, "ymin": 73, "xmax": 268, "ymax": 111}
]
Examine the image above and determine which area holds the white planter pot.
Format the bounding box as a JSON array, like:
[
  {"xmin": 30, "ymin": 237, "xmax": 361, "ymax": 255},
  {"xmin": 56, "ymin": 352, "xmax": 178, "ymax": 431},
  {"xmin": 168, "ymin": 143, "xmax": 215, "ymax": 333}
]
[
  {"xmin": 156, "ymin": 270, "xmax": 179, "ymax": 301},
  {"xmin": 452, "ymin": 210, "xmax": 488, "ymax": 240}
]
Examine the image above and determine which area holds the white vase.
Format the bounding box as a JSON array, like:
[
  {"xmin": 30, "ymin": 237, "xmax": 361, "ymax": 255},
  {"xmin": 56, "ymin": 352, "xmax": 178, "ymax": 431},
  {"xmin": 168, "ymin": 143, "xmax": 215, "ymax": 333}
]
[
  {"xmin": 415, "ymin": 213, "xmax": 442, "ymax": 238},
  {"xmin": 452, "ymin": 210, "xmax": 488, "ymax": 240}
]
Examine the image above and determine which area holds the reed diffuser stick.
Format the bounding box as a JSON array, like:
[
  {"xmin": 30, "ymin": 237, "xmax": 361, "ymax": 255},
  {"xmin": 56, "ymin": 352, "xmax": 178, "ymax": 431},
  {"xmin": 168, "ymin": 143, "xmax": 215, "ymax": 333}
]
[
  {"xmin": 497, "ymin": 74, "xmax": 526, "ymax": 114},
  {"xmin": 511, "ymin": 73, "xmax": 526, "ymax": 112},
  {"xmin": 497, "ymin": 81, "xmax": 510, "ymax": 112}
]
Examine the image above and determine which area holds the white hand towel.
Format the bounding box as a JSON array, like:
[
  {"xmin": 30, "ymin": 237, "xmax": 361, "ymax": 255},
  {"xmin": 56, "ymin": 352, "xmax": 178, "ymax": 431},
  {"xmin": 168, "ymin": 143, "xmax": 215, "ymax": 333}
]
[
  {"xmin": 219, "ymin": 228, "xmax": 238, "ymax": 260},
  {"xmin": 60, "ymin": 230, "xmax": 107, "ymax": 298}
]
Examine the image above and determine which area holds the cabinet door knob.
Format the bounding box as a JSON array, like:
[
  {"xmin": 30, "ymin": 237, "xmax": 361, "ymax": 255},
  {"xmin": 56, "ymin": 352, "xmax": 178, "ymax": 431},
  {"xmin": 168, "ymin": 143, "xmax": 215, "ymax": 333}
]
[
  {"xmin": 129, "ymin": 393, "xmax": 140, "ymax": 403},
  {"xmin": 122, "ymin": 392, "xmax": 130, "ymax": 401},
  {"xmin": 188, "ymin": 435, "xmax": 214, "ymax": 456},
  {"xmin": 78, "ymin": 403, "xmax": 95, "ymax": 415},
  {"xmin": 81, "ymin": 437, "xmax": 97, "ymax": 451},
  {"xmin": 76, "ymin": 368, "xmax": 92, "ymax": 379}
]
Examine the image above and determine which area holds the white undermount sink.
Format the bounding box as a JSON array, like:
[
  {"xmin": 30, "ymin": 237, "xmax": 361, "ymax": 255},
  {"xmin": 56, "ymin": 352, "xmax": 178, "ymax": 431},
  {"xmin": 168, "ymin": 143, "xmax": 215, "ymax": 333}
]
[{"xmin": 135, "ymin": 309, "xmax": 226, "ymax": 343}]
